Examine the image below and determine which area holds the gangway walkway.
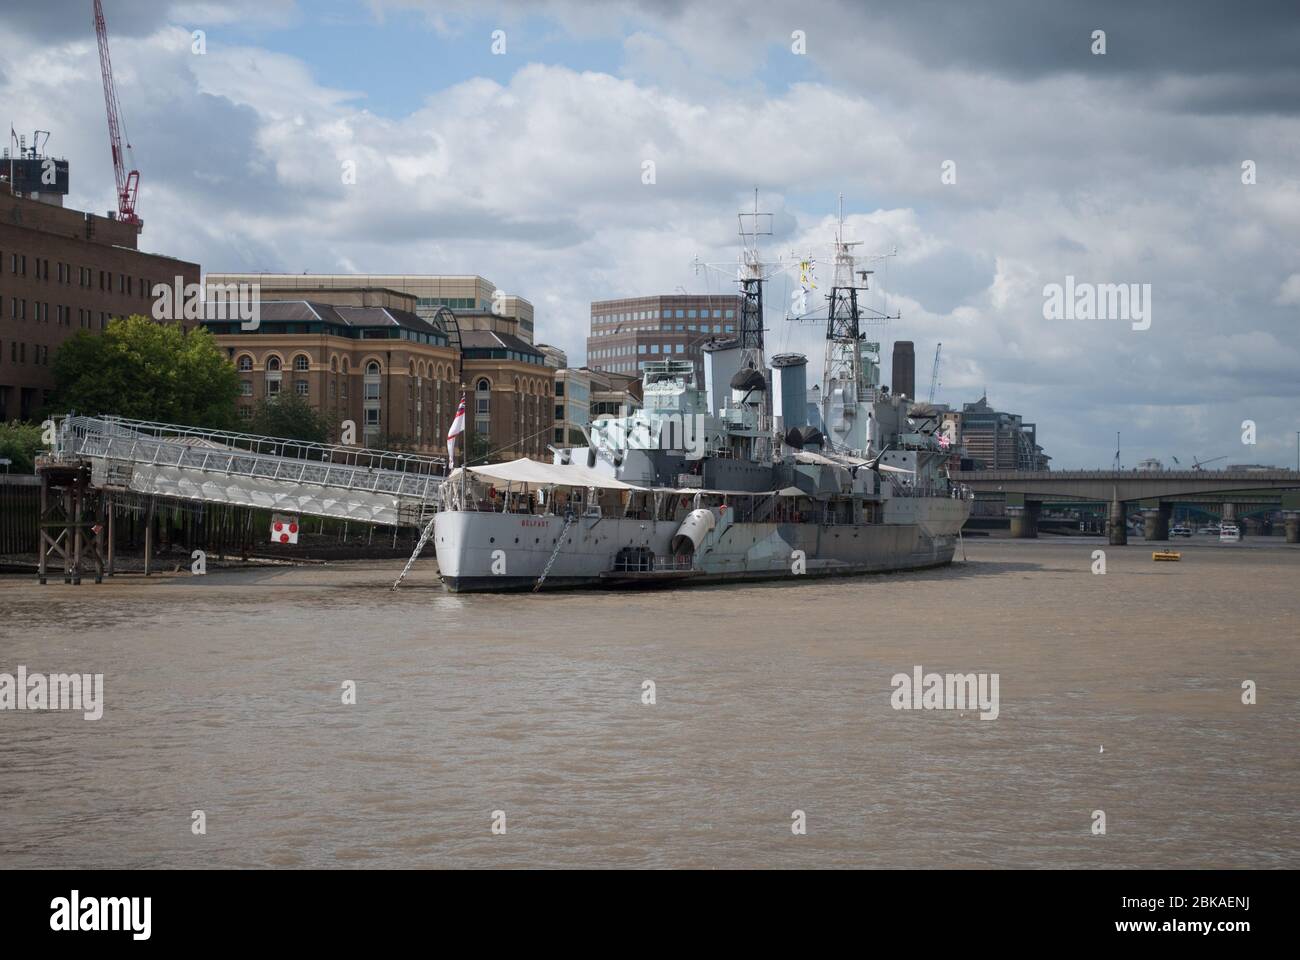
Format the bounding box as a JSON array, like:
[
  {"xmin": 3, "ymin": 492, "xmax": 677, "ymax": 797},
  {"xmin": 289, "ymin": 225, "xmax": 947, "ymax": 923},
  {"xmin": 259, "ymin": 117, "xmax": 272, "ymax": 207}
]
[{"xmin": 53, "ymin": 415, "xmax": 446, "ymax": 527}]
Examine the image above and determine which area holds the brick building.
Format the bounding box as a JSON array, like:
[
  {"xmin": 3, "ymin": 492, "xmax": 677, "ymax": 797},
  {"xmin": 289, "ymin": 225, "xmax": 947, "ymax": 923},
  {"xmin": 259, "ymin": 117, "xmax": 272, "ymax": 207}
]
[
  {"xmin": 206, "ymin": 273, "xmax": 536, "ymax": 344},
  {"xmin": 0, "ymin": 193, "xmax": 199, "ymax": 420},
  {"xmin": 203, "ymin": 284, "xmax": 554, "ymax": 461}
]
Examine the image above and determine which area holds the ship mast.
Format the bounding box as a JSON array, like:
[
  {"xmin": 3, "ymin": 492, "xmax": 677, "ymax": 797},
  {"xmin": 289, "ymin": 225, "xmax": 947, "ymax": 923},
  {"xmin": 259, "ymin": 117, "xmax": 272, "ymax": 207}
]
[
  {"xmin": 735, "ymin": 188, "xmax": 772, "ymax": 374},
  {"xmin": 823, "ymin": 194, "xmax": 868, "ymax": 417},
  {"xmin": 787, "ymin": 194, "xmax": 899, "ymax": 453}
]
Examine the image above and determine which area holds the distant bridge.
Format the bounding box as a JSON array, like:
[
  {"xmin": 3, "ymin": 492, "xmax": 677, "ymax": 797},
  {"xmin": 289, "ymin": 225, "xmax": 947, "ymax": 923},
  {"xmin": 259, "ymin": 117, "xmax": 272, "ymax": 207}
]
[{"xmin": 951, "ymin": 469, "xmax": 1300, "ymax": 543}]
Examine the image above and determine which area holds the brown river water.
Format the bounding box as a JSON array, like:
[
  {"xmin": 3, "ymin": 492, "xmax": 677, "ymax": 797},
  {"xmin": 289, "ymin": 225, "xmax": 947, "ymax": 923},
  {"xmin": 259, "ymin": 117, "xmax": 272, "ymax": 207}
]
[{"xmin": 1, "ymin": 536, "xmax": 1296, "ymax": 869}]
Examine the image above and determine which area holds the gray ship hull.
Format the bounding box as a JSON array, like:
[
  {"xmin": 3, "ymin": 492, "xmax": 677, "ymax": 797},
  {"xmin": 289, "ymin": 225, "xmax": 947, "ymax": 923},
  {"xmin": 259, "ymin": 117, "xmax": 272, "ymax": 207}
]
[{"xmin": 434, "ymin": 498, "xmax": 967, "ymax": 592}]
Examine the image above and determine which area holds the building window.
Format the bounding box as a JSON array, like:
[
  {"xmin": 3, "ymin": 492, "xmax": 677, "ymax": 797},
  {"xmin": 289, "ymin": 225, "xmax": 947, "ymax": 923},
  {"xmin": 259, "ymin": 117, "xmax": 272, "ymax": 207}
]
[
  {"xmin": 239, "ymin": 381, "xmax": 252, "ymax": 396},
  {"xmin": 295, "ymin": 380, "xmax": 309, "ymax": 397},
  {"xmin": 237, "ymin": 355, "xmax": 252, "ymax": 372},
  {"xmin": 265, "ymin": 355, "xmax": 282, "ymax": 396},
  {"xmin": 475, "ymin": 378, "xmax": 491, "ymax": 440},
  {"xmin": 293, "ymin": 354, "xmax": 310, "ymax": 371}
]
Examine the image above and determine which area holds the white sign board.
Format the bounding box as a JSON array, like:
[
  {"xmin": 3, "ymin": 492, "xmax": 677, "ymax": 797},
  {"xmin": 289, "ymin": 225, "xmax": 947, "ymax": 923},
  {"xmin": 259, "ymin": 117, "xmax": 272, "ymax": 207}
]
[{"xmin": 271, "ymin": 513, "xmax": 300, "ymax": 544}]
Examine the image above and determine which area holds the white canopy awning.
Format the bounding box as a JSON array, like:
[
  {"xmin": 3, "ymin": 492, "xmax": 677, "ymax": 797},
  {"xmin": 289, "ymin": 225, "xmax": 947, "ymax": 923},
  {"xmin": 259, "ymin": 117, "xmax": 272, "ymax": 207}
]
[
  {"xmin": 793, "ymin": 450, "xmax": 870, "ymax": 468},
  {"xmin": 447, "ymin": 458, "xmax": 641, "ymax": 492}
]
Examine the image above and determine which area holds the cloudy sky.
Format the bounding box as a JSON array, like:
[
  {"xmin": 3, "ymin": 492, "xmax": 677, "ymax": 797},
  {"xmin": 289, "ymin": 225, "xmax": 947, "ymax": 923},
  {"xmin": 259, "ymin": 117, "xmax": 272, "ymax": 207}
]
[{"xmin": 5, "ymin": 0, "xmax": 1298, "ymax": 467}]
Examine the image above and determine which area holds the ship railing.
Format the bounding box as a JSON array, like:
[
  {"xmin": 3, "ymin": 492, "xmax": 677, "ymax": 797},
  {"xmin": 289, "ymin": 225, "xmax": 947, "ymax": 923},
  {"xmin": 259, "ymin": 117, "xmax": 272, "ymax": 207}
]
[{"xmin": 888, "ymin": 481, "xmax": 958, "ymax": 499}]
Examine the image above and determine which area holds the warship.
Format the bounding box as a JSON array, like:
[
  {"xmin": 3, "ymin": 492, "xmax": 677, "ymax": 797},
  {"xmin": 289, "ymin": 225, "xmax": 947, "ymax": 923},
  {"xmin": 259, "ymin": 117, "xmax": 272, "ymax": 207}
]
[{"xmin": 432, "ymin": 198, "xmax": 972, "ymax": 592}]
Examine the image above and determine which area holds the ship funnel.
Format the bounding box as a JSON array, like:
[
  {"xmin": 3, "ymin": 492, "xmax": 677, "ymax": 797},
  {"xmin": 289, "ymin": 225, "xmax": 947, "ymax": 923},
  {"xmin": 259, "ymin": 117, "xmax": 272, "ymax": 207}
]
[{"xmin": 770, "ymin": 353, "xmax": 808, "ymax": 431}]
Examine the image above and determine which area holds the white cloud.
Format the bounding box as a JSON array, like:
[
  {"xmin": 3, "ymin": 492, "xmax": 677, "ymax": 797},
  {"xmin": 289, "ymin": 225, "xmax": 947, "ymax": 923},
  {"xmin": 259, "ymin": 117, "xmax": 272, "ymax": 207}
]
[
  {"xmin": 1275, "ymin": 273, "xmax": 1300, "ymax": 306},
  {"xmin": 3, "ymin": 1, "xmax": 1298, "ymax": 466}
]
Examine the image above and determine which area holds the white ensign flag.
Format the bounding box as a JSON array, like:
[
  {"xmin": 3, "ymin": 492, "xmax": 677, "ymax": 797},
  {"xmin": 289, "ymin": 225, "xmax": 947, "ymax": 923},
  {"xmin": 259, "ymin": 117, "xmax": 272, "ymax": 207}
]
[{"xmin": 447, "ymin": 394, "xmax": 466, "ymax": 467}]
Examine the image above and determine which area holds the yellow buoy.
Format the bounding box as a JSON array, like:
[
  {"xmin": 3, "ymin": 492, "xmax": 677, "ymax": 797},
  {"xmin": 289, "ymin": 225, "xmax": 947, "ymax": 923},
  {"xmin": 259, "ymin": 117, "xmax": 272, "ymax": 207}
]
[{"xmin": 1152, "ymin": 551, "xmax": 1181, "ymax": 561}]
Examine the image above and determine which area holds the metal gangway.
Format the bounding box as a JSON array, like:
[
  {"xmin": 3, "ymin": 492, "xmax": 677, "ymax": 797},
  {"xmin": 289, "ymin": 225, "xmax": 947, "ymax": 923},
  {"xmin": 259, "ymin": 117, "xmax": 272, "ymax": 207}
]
[{"xmin": 53, "ymin": 415, "xmax": 446, "ymax": 527}]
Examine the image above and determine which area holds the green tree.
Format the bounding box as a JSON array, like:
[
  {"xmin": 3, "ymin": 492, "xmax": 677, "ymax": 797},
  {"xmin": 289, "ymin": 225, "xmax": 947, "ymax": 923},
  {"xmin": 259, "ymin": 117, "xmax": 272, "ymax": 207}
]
[
  {"xmin": 467, "ymin": 432, "xmax": 493, "ymax": 464},
  {"xmin": 248, "ymin": 394, "xmax": 330, "ymax": 444},
  {"xmin": 47, "ymin": 315, "xmax": 238, "ymax": 428},
  {"xmin": 0, "ymin": 421, "xmax": 44, "ymax": 473}
]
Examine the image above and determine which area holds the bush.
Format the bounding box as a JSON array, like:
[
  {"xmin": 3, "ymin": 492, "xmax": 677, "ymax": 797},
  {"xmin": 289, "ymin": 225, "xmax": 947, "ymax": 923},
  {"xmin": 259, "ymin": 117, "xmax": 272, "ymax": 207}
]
[{"xmin": 0, "ymin": 421, "xmax": 44, "ymax": 473}]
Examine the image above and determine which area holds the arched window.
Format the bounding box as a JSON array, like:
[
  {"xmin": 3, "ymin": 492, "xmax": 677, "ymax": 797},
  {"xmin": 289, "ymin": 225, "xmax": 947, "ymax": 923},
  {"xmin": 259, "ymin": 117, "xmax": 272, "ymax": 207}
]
[
  {"xmin": 237, "ymin": 354, "xmax": 252, "ymax": 372},
  {"xmin": 293, "ymin": 354, "xmax": 310, "ymax": 372},
  {"xmin": 475, "ymin": 378, "xmax": 491, "ymax": 442},
  {"xmin": 330, "ymin": 355, "xmax": 338, "ymax": 373},
  {"xmin": 264, "ymin": 355, "xmax": 283, "ymax": 396},
  {"xmin": 363, "ymin": 361, "xmax": 382, "ymax": 443}
]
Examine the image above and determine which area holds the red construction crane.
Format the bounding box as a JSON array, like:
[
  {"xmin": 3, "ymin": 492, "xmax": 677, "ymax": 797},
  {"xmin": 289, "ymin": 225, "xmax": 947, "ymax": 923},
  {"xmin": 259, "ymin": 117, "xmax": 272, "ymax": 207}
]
[{"xmin": 93, "ymin": 0, "xmax": 141, "ymax": 227}]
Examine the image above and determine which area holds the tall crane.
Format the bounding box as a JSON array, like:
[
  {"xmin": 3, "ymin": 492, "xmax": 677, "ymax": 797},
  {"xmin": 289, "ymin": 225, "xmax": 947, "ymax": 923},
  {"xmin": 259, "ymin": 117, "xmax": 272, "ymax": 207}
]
[
  {"xmin": 93, "ymin": 0, "xmax": 141, "ymax": 227},
  {"xmin": 927, "ymin": 342, "xmax": 942, "ymax": 404}
]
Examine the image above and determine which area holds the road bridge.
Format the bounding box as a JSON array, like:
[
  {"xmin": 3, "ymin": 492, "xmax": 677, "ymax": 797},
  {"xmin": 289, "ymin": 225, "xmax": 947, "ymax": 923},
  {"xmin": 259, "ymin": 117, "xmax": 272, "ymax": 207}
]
[{"xmin": 951, "ymin": 469, "xmax": 1300, "ymax": 544}]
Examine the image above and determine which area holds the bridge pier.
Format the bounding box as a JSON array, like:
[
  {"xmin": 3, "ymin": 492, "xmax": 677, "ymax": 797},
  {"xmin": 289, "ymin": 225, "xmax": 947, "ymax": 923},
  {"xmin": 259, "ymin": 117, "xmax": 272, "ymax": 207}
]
[
  {"xmin": 1221, "ymin": 502, "xmax": 1236, "ymax": 526},
  {"xmin": 1285, "ymin": 511, "xmax": 1300, "ymax": 544},
  {"xmin": 1142, "ymin": 502, "xmax": 1172, "ymax": 541},
  {"xmin": 1107, "ymin": 497, "xmax": 1128, "ymax": 545},
  {"xmin": 1009, "ymin": 501, "xmax": 1040, "ymax": 539}
]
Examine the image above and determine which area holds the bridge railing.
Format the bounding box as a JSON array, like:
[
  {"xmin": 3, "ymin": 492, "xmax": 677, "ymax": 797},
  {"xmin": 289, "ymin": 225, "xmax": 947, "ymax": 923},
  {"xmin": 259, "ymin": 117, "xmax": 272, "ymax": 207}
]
[
  {"xmin": 56, "ymin": 415, "xmax": 447, "ymax": 502},
  {"xmin": 952, "ymin": 469, "xmax": 1300, "ymax": 481}
]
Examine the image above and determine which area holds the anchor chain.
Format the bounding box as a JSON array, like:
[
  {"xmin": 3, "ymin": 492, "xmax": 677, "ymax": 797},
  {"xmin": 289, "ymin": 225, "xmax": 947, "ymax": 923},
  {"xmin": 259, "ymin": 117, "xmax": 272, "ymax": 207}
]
[{"xmin": 533, "ymin": 511, "xmax": 576, "ymax": 592}]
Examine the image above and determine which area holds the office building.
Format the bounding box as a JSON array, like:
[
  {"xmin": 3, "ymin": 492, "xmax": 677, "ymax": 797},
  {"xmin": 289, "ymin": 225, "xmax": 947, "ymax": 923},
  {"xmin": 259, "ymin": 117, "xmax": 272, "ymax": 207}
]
[
  {"xmin": 587, "ymin": 294, "xmax": 742, "ymax": 385},
  {"xmin": 960, "ymin": 394, "xmax": 1050, "ymax": 470},
  {"xmin": 0, "ymin": 191, "xmax": 199, "ymax": 420}
]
